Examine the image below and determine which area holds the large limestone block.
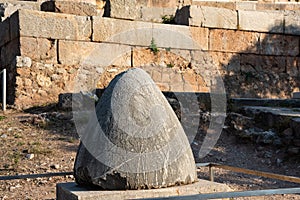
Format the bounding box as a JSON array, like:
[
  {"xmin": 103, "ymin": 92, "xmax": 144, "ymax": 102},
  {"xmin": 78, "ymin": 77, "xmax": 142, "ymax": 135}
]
[
  {"xmin": 189, "ymin": 6, "xmax": 237, "ymax": 29},
  {"xmin": 284, "ymin": 11, "xmax": 300, "ymax": 35},
  {"xmin": 58, "ymin": 40, "xmax": 131, "ymax": 66},
  {"xmin": 10, "ymin": 9, "xmax": 92, "ymax": 41},
  {"xmin": 238, "ymin": 10, "xmax": 284, "ymax": 33},
  {"xmin": 0, "ymin": 0, "xmax": 40, "ymax": 21},
  {"xmin": 19, "ymin": 37, "xmax": 57, "ymax": 63},
  {"xmin": 209, "ymin": 29, "xmax": 260, "ymax": 53},
  {"xmin": 74, "ymin": 68, "xmax": 197, "ymax": 190},
  {"xmin": 109, "ymin": 0, "xmax": 190, "ymax": 21},
  {"xmin": 92, "ymin": 17, "xmax": 208, "ymax": 50},
  {"xmin": 259, "ymin": 33, "xmax": 299, "ymax": 56},
  {"xmin": 41, "ymin": 1, "xmax": 99, "ymax": 16}
]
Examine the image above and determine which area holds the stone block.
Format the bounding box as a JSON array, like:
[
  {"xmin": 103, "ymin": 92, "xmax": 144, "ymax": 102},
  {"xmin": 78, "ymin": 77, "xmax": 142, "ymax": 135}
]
[
  {"xmin": 58, "ymin": 40, "xmax": 131, "ymax": 66},
  {"xmin": 189, "ymin": 6, "xmax": 238, "ymax": 29},
  {"xmin": 109, "ymin": 0, "xmax": 190, "ymax": 21},
  {"xmin": 209, "ymin": 29, "xmax": 260, "ymax": 53},
  {"xmin": 192, "ymin": 1, "xmax": 236, "ymax": 10},
  {"xmin": 190, "ymin": 27, "xmax": 209, "ymax": 50},
  {"xmin": 0, "ymin": 18, "xmax": 10, "ymax": 47},
  {"xmin": 19, "ymin": 37, "xmax": 57, "ymax": 63},
  {"xmin": 286, "ymin": 57, "xmax": 299, "ymax": 77},
  {"xmin": 238, "ymin": 10, "xmax": 284, "ymax": 33},
  {"xmin": 109, "ymin": 0, "xmax": 140, "ymax": 20},
  {"xmin": 293, "ymin": 92, "xmax": 300, "ymax": 99},
  {"xmin": 10, "ymin": 9, "xmax": 92, "ymax": 41},
  {"xmin": 93, "ymin": 17, "xmax": 208, "ymax": 50},
  {"xmin": 256, "ymin": 3, "xmax": 300, "ymax": 11},
  {"xmin": 284, "ymin": 11, "xmax": 300, "ymax": 35},
  {"xmin": 235, "ymin": 2, "xmax": 257, "ymax": 10},
  {"xmin": 209, "ymin": 52, "xmax": 241, "ymax": 74},
  {"xmin": 57, "ymin": 180, "xmax": 232, "ymax": 200},
  {"xmin": 240, "ymin": 54, "xmax": 286, "ymax": 73},
  {"xmin": 140, "ymin": 7, "xmax": 177, "ymax": 23},
  {"xmin": 41, "ymin": 1, "xmax": 99, "ymax": 16},
  {"xmin": 0, "ymin": 0, "xmax": 40, "ymax": 21},
  {"xmin": 259, "ymin": 33, "xmax": 299, "ymax": 56}
]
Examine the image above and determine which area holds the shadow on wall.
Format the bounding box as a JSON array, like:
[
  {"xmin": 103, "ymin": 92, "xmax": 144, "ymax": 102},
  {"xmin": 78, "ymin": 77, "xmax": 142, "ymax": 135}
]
[{"xmin": 220, "ymin": 23, "xmax": 300, "ymax": 99}]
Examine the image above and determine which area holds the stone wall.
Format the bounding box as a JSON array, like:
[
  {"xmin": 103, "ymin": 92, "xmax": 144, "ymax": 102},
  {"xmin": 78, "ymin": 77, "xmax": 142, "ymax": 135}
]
[{"xmin": 0, "ymin": 1, "xmax": 300, "ymax": 109}]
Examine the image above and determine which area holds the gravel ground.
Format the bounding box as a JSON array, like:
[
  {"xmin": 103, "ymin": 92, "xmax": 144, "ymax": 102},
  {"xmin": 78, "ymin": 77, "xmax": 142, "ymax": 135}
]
[{"xmin": 0, "ymin": 108, "xmax": 299, "ymax": 200}]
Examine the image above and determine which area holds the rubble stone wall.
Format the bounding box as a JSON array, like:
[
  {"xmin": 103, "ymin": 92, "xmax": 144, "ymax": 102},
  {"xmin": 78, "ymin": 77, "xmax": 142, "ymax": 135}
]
[{"xmin": 0, "ymin": 1, "xmax": 300, "ymax": 109}]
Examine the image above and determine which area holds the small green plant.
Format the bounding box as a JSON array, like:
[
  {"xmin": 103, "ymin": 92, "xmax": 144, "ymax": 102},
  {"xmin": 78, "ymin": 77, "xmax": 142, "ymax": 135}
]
[
  {"xmin": 149, "ymin": 38, "xmax": 159, "ymax": 54},
  {"xmin": 162, "ymin": 15, "xmax": 175, "ymax": 24},
  {"xmin": 3, "ymin": 163, "xmax": 10, "ymax": 169},
  {"xmin": 0, "ymin": 116, "xmax": 6, "ymax": 121},
  {"xmin": 14, "ymin": 134, "xmax": 23, "ymax": 139},
  {"xmin": 167, "ymin": 63, "xmax": 174, "ymax": 68},
  {"xmin": 17, "ymin": 142, "xmax": 25, "ymax": 146},
  {"xmin": 165, "ymin": 47, "xmax": 171, "ymax": 52},
  {"xmin": 10, "ymin": 152, "xmax": 22, "ymax": 168}
]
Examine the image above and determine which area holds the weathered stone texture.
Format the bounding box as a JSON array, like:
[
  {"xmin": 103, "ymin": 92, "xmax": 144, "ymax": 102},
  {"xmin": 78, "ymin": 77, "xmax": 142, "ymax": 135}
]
[
  {"xmin": 286, "ymin": 57, "xmax": 299, "ymax": 77},
  {"xmin": 0, "ymin": 0, "xmax": 40, "ymax": 21},
  {"xmin": 41, "ymin": 1, "xmax": 99, "ymax": 16},
  {"xmin": 240, "ymin": 54, "xmax": 286, "ymax": 73},
  {"xmin": 192, "ymin": 1, "xmax": 236, "ymax": 10},
  {"xmin": 57, "ymin": 180, "xmax": 232, "ymax": 200},
  {"xmin": 139, "ymin": 7, "xmax": 177, "ymax": 23},
  {"xmin": 209, "ymin": 29, "xmax": 260, "ymax": 53},
  {"xmin": 238, "ymin": 10, "xmax": 284, "ymax": 33},
  {"xmin": 19, "ymin": 37, "xmax": 57, "ymax": 63},
  {"xmin": 209, "ymin": 52, "xmax": 241, "ymax": 75},
  {"xmin": 74, "ymin": 68, "xmax": 197, "ymax": 189},
  {"xmin": 59, "ymin": 41, "xmax": 131, "ymax": 67},
  {"xmin": 189, "ymin": 6, "xmax": 237, "ymax": 29},
  {"xmin": 109, "ymin": 0, "xmax": 190, "ymax": 21},
  {"xmin": 93, "ymin": 17, "xmax": 207, "ymax": 50},
  {"xmin": 259, "ymin": 33, "xmax": 299, "ymax": 56},
  {"xmin": 10, "ymin": 9, "xmax": 92, "ymax": 41},
  {"xmin": 284, "ymin": 11, "xmax": 300, "ymax": 35},
  {"xmin": 15, "ymin": 62, "xmax": 79, "ymax": 109}
]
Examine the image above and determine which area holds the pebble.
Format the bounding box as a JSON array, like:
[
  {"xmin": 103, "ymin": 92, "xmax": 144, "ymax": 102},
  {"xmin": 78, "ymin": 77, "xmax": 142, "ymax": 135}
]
[
  {"xmin": 50, "ymin": 164, "xmax": 60, "ymax": 169},
  {"xmin": 107, "ymin": 69, "xmax": 118, "ymax": 73},
  {"xmin": 26, "ymin": 154, "xmax": 34, "ymax": 159},
  {"xmin": 1, "ymin": 134, "xmax": 7, "ymax": 138}
]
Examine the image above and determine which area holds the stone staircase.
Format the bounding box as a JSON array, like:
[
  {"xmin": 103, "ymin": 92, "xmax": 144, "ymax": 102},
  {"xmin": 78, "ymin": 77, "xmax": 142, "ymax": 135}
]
[{"xmin": 227, "ymin": 98, "xmax": 300, "ymax": 156}]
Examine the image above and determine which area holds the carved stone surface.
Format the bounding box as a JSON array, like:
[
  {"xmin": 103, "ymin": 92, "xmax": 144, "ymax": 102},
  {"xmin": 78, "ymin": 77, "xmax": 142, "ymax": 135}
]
[{"xmin": 74, "ymin": 68, "xmax": 197, "ymax": 190}]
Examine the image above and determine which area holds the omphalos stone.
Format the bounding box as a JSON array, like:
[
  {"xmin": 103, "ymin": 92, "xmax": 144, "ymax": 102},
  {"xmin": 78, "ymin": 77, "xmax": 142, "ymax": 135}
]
[{"xmin": 74, "ymin": 68, "xmax": 197, "ymax": 190}]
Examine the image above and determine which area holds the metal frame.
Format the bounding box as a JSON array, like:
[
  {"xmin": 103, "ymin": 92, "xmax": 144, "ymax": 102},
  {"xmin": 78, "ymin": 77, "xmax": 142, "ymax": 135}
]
[
  {"xmin": 0, "ymin": 69, "xmax": 6, "ymax": 111},
  {"xmin": 142, "ymin": 163, "xmax": 300, "ymax": 199},
  {"xmin": 196, "ymin": 163, "xmax": 300, "ymax": 184}
]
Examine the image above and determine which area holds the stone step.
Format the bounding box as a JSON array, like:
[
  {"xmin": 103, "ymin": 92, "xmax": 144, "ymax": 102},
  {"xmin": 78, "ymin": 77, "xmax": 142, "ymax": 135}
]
[
  {"xmin": 240, "ymin": 106, "xmax": 300, "ymax": 131},
  {"xmin": 291, "ymin": 118, "xmax": 300, "ymax": 139},
  {"xmin": 229, "ymin": 98, "xmax": 300, "ymax": 112},
  {"xmin": 57, "ymin": 180, "xmax": 232, "ymax": 200}
]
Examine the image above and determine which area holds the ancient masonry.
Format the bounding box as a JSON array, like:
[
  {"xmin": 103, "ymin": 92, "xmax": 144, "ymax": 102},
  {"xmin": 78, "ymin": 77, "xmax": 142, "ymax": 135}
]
[{"xmin": 0, "ymin": 0, "xmax": 300, "ymax": 109}]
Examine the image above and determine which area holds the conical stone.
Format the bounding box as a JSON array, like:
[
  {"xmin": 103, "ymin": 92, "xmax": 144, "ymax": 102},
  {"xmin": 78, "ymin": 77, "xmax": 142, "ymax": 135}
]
[{"xmin": 74, "ymin": 68, "xmax": 197, "ymax": 190}]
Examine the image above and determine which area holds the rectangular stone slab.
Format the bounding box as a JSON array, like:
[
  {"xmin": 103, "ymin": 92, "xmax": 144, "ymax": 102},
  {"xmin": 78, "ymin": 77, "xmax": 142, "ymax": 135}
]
[{"xmin": 57, "ymin": 179, "xmax": 232, "ymax": 200}]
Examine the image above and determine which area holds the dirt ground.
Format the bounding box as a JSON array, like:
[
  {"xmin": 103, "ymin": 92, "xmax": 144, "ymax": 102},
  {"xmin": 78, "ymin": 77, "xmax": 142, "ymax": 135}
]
[{"xmin": 0, "ymin": 107, "xmax": 299, "ymax": 200}]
